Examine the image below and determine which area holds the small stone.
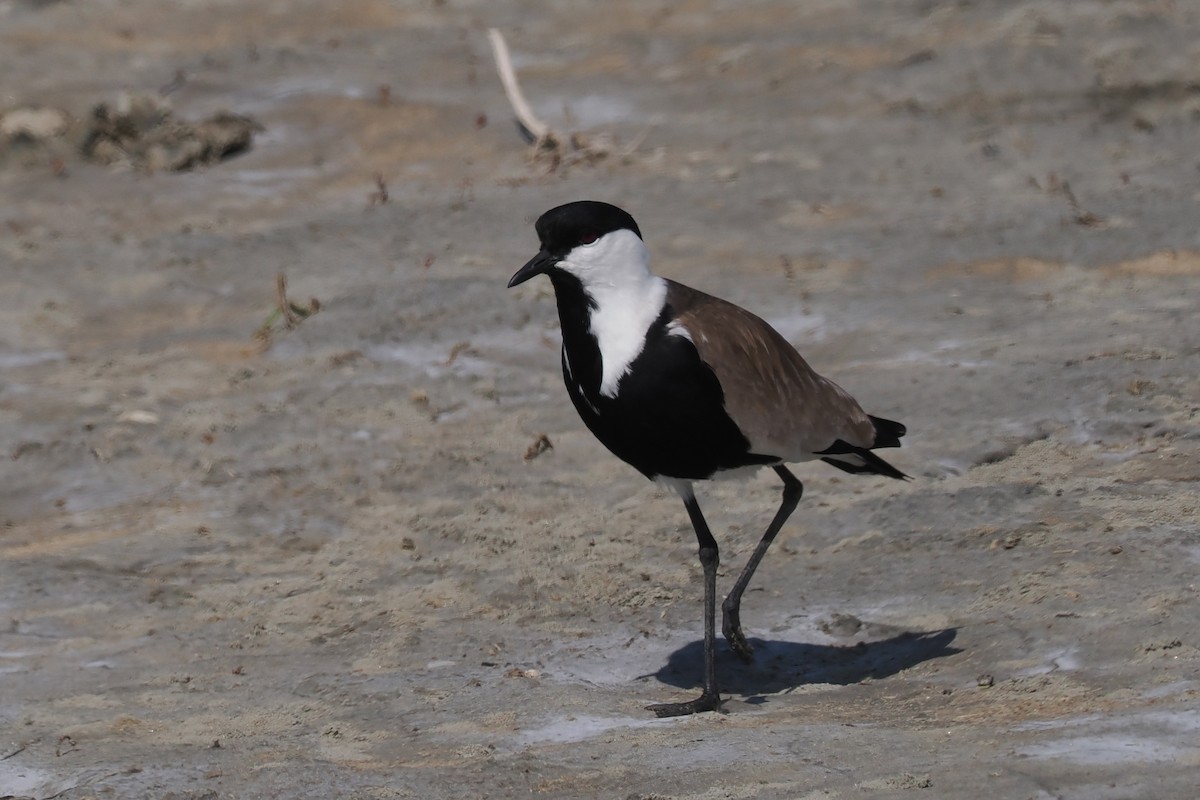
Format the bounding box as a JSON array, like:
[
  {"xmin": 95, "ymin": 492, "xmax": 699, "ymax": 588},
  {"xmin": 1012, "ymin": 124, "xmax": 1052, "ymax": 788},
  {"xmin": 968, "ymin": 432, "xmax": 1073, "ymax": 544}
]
[
  {"xmin": 117, "ymin": 409, "xmax": 160, "ymax": 425},
  {"xmin": 1, "ymin": 107, "xmax": 70, "ymax": 140},
  {"xmin": 819, "ymin": 612, "xmax": 864, "ymax": 637}
]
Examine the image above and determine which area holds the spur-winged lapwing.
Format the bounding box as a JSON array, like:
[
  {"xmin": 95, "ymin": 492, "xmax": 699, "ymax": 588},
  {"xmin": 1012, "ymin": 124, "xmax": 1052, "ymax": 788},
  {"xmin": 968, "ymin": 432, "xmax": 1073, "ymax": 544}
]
[{"xmin": 509, "ymin": 200, "xmax": 908, "ymax": 717}]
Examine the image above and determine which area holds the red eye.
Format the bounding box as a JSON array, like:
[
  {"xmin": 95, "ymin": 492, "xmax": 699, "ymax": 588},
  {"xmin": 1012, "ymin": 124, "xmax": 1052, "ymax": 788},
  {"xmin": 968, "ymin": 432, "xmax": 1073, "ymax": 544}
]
[{"xmin": 579, "ymin": 231, "xmax": 598, "ymax": 245}]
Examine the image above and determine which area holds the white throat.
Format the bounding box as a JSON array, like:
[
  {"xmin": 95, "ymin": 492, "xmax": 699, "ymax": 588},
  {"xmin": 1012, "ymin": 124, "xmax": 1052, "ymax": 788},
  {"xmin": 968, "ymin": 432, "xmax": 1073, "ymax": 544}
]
[
  {"xmin": 558, "ymin": 229, "xmax": 667, "ymax": 398},
  {"xmin": 589, "ymin": 272, "xmax": 667, "ymax": 397}
]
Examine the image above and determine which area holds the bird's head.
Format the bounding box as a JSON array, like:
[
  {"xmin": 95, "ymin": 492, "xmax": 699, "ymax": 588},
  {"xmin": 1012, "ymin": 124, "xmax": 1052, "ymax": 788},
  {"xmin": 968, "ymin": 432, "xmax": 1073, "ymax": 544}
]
[{"xmin": 508, "ymin": 201, "xmax": 648, "ymax": 292}]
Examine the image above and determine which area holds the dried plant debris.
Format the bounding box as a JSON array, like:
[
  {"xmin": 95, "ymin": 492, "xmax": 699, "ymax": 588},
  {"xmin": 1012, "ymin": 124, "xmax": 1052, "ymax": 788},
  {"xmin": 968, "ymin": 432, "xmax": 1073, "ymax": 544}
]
[
  {"xmin": 0, "ymin": 106, "xmax": 71, "ymax": 142},
  {"xmin": 443, "ymin": 341, "xmax": 472, "ymax": 367},
  {"xmin": 254, "ymin": 272, "xmax": 320, "ymax": 351},
  {"xmin": 1057, "ymin": 180, "xmax": 1107, "ymax": 228},
  {"xmin": 1036, "ymin": 172, "xmax": 1108, "ymax": 228},
  {"xmin": 523, "ymin": 433, "xmax": 553, "ymax": 462},
  {"xmin": 368, "ymin": 173, "xmax": 389, "ymax": 206},
  {"xmin": 81, "ymin": 92, "xmax": 262, "ymax": 172},
  {"xmin": 0, "ymin": 105, "xmax": 74, "ymax": 167},
  {"xmin": 487, "ymin": 28, "xmax": 645, "ymax": 172}
]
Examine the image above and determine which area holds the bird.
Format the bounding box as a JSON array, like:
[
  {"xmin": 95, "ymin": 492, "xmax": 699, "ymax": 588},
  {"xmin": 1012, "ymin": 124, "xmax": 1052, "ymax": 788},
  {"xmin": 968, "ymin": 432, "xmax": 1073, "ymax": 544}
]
[{"xmin": 508, "ymin": 200, "xmax": 908, "ymax": 717}]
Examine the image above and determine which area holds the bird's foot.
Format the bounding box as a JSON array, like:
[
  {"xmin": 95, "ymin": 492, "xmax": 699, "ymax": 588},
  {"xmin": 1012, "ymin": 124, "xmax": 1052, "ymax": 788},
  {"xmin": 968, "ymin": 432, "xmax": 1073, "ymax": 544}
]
[
  {"xmin": 646, "ymin": 691, "xmax": 724, "ymax": 718},
  {"xmin": 722, "ymin": 607, "xmax": 755, "ymax": 663}
]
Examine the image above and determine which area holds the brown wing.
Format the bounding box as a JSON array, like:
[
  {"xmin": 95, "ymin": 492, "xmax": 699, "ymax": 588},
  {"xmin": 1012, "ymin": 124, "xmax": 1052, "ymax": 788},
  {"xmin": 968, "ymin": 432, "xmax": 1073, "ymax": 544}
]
[{"xmin": 665, "ymin": 280, "xmax": 876, "ymax": 461}]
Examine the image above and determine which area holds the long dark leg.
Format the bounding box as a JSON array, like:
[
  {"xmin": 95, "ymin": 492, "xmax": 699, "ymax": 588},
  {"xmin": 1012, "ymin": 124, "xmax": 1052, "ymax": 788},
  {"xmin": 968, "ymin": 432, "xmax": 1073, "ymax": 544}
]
[
  {"xmin": 647, "ymin": 491, "xmax": 724, "ymax": 717},
  {"xmin": 722, "ymin": 466, "xmax": 803, "ymax": 662}
]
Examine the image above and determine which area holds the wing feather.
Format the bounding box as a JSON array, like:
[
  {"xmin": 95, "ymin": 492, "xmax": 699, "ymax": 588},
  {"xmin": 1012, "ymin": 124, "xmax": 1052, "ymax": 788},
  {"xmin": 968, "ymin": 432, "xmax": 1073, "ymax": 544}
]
[{"xmin": 665, "ymin": 281, "xmax": 877, "ymax": 461}]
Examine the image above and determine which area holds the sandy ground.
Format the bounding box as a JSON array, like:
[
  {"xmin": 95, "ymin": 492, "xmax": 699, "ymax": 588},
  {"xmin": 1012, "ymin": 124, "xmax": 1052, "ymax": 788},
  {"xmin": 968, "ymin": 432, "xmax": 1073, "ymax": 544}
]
[{"xmin": 2, "ymin": 1, "xmax": 1200, "ymax": 797}]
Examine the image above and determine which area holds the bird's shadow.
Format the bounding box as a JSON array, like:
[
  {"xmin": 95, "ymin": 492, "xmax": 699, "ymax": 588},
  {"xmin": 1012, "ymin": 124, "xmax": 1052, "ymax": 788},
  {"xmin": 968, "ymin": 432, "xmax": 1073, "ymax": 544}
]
[{"xmin": 647, "ymin": 628, "xmax": 960, "ymax": 697}]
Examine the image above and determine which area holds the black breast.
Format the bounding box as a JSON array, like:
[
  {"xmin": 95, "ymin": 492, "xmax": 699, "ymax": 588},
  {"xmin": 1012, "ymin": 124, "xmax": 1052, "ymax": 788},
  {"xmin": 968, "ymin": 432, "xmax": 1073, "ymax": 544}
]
[{"xmin": 561, "ymin": 302, "xmax": 776, "ymax": 481}]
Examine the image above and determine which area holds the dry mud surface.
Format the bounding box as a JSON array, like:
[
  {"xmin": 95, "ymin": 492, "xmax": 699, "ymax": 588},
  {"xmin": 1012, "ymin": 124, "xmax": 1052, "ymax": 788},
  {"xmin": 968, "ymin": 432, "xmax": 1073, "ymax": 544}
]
[{"xmin": 2, "ymin": 1, "xmax": 1199, "ymax": 798}]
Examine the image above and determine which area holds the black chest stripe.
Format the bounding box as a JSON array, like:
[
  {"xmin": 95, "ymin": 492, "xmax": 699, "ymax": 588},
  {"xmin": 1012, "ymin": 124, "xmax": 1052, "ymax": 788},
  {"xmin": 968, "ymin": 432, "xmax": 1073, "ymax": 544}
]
[{"xmin": 561, "ymin": 304, "xmax": 775, "ymax": 480}]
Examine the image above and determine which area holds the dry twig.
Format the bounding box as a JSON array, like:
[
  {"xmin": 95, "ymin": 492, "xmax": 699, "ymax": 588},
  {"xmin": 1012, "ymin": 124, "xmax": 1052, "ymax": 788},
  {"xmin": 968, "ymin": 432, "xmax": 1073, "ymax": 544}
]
[
  {"xmin": 523, "ymin": 433, "xmax": 554, "ymax": 462},
  {"xmin": 1059, "ymin": 180, "xmax": 1107, "ymax": 228},
  {"xmin": 442, "ymin": 341, "xmax": 471, "ymax": 366},
  {"xmin": 487, "ymin": 28, "xmax": 557, "ymax": 150},
  {"xmin": 487, "ymin": 28, "xmax": 642, "ymax": 171},
  {"xmin": 368, "ymin": 173, "xmax": 389, "ymax": 206},
  {"xmin": 254, "ymin": 272, "xmax": 320, "ymax": 350}
]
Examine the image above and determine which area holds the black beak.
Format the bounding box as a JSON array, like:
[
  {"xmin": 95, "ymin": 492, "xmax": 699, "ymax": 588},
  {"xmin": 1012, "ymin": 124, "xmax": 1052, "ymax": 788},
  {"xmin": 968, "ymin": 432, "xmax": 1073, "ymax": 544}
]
[{"xmin": 508, "ymin": 249, "xmax": 557, "ymax": 288}]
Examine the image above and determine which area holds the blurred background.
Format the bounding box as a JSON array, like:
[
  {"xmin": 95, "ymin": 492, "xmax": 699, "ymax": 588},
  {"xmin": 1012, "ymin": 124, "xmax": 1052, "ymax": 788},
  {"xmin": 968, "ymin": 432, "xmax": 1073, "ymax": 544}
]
[{"xmin": 2, "ymin": 1, "xmax": 1198, "ymax": 798}]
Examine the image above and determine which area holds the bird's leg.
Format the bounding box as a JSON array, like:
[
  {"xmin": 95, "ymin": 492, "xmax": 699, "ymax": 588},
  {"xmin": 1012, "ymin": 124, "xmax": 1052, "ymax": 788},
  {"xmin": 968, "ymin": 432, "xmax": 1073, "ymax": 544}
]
[
  {"xmin": 646, "ymin": 491, "xmax": 724, "ymax": 717},
  {"xmin": 722, "ymin": 466, "xmax": 803, "ymax": 662}
]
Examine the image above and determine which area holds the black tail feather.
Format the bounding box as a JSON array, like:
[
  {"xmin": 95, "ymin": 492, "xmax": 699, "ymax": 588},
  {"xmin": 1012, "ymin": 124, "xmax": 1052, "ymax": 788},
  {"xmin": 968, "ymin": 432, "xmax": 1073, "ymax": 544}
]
[
  {"xmin": 820, "ymin": 449, "xmax": 909, "ymax": 481},
  {"xmin": 817, "ymin": 418, "xmax": 910, "ymax": 480},
  {"xmin": 868, "ymin": 415, "xmax": 906, "ymax": 449}
]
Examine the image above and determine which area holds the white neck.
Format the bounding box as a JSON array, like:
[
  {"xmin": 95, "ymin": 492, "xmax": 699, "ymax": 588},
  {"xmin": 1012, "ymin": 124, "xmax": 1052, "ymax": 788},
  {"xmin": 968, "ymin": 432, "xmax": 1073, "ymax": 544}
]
[
  {"xmin": 589, "ymin": 272, "xmax": 667, "ymax": 397},
  {"xmin": 558, "ymin": 229, "xmax": 666, "ymax": 398}
]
